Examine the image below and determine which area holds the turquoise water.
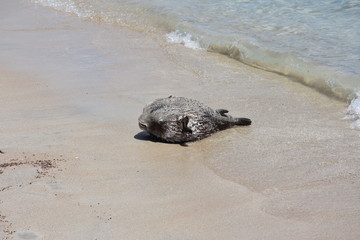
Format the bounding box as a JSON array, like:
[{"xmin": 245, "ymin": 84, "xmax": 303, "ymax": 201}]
[{"xmin": 32, "ymin": 0, "xmax": 360, "ymax": 127}]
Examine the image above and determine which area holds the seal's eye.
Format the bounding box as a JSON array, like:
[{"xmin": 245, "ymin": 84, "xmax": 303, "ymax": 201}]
[{"xmin": 158, "ymin": 119, "xmax": 165, "ymax": 125}]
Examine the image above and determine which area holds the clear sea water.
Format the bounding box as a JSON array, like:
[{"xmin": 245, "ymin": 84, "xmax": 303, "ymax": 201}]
[{"xmin": 32, "ymin": 0, "xmax": 360, "ymax": 127}]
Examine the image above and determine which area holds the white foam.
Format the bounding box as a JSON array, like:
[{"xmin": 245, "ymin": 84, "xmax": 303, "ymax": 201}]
[
  {"xmin": 346, "ymin": 94, "xmax": 360, "ymax": 129},
  {"xmin": 34, "ymin": 0, "xmax": 71, "ymax": 10},
  {"xmin": 33, "ymin": 0, "xmax": 94, "ymax": 19},
  {"xmin": 166, "ymin": 31, "xmax": 202, "ymax": 50}
]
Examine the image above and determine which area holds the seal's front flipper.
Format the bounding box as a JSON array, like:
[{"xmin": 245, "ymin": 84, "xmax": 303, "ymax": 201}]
[
  {"xmin": 180, "ymin": 116, "xmax": 193, "ymax": 133},
  {"xmin": 216, "ymin": 109, "xmax": 229, "ymax": 116},
  {"xmin": 234, "ymin": 118, "xmax": 252, "ymax": 126}
]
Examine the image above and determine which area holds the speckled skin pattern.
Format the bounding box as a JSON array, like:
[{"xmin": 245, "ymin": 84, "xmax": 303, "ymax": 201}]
[{"xmin": 138, "ymin": 96, "xmax": 251, "ymax": 143}]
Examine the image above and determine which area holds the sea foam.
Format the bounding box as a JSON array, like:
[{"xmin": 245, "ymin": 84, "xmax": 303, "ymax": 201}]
[
  {"xmin": 33, "ymin": 0, "xmax": 95, "ymax": 19},
  {"xmin": 346, "ymin": 94, "xmax": 360, "ymax": 129},
  {"xmin": 166, "ymin": 31, "xmax": 202, "ymax": 50}
]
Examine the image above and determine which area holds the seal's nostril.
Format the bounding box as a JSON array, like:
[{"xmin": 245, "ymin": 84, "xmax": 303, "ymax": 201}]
[{"xmin": 139, "ymin": 122, "xmax": 147, "ymax": 130}]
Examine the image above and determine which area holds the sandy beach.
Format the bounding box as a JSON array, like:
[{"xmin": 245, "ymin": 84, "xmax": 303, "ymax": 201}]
[{"xmin": 1, "ymin": 0, "xmax": 360, "ymax": 239}]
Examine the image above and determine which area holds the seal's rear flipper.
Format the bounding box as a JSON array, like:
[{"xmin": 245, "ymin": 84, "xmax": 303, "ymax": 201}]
[
  {"xmin": 235, "ymin": 118, "xmax": 252, "ymax": 126},
  {"xmin": 216, "ymin": 109, "xmax": 229, "ymax": 116}
]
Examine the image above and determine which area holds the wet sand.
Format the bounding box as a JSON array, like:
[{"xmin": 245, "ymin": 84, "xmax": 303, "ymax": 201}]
[{"xmin": 1, "ymin": 0, "xmax": 360, "ymax": 239}]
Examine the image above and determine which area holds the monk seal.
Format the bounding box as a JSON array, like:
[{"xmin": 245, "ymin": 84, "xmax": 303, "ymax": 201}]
[{"xmin": 138, "ymin": 96, "xmax": 251, "ymax": 143}]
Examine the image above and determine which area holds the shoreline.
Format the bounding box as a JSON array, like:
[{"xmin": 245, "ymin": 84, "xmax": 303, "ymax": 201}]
[
  {"xmin": 1, "ymin": 0, "xmax": 360, "ymax": 239},
  {"xmin": 30, "ymin": 0, "xmax": 360, "ymax": 104}
]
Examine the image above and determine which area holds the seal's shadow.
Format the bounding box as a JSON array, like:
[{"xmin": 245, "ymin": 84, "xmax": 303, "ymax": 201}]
[
  {"xmin": 134, "ymin": 131, "xmax": 188, "ymax": 146},
  {"xmin": 134, "ymin": 131, "xmax": 157, "ymax": 142}
]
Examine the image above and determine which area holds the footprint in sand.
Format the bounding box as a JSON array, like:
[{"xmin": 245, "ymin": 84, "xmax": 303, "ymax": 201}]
[{"xmin": 15, "ymin": 231, "xmax": 40, "ymax": 240}]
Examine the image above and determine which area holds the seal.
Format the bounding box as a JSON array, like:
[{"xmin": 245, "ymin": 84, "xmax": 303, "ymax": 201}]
[{"xmin": 138, "ymin": 96, "xmax": 251, "ymax": 143}]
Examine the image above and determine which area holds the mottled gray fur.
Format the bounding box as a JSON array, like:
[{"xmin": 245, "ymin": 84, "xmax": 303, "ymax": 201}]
[{"xmin": 138, "ymin": 96, "xmax": 251, "ymax": 143}]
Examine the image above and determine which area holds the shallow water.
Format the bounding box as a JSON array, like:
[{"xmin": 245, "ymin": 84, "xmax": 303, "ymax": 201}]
[{"xmin": 31, "ymin": 0, "xmax": 360, "ymax": 127}]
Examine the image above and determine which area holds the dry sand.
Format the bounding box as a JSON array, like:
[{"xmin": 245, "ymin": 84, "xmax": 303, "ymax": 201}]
[{"xmin": 1, "ymin": 0, "xmax": 360, "ymax": 239}]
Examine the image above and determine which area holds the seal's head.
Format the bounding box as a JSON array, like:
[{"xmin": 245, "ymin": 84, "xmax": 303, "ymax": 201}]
[{"xmin": 138, "ymin": 107, "xmax": 192, "ymax": 142}]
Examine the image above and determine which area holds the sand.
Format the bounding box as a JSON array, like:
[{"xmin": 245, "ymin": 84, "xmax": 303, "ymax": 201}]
[{"xmin": 1, "ymin": 0, "xmax": 360, "ymax": 239}]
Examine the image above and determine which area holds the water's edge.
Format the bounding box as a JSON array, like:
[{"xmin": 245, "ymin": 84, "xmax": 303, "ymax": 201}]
[{"xmin": 30, "ymin": 0, "xmax": 360, "ymax": 128}]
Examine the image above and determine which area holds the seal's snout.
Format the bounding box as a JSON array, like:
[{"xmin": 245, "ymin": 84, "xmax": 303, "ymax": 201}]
[{"xmin": 138, "ymin": 121, "xmax": 148, "ymax": 131}]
